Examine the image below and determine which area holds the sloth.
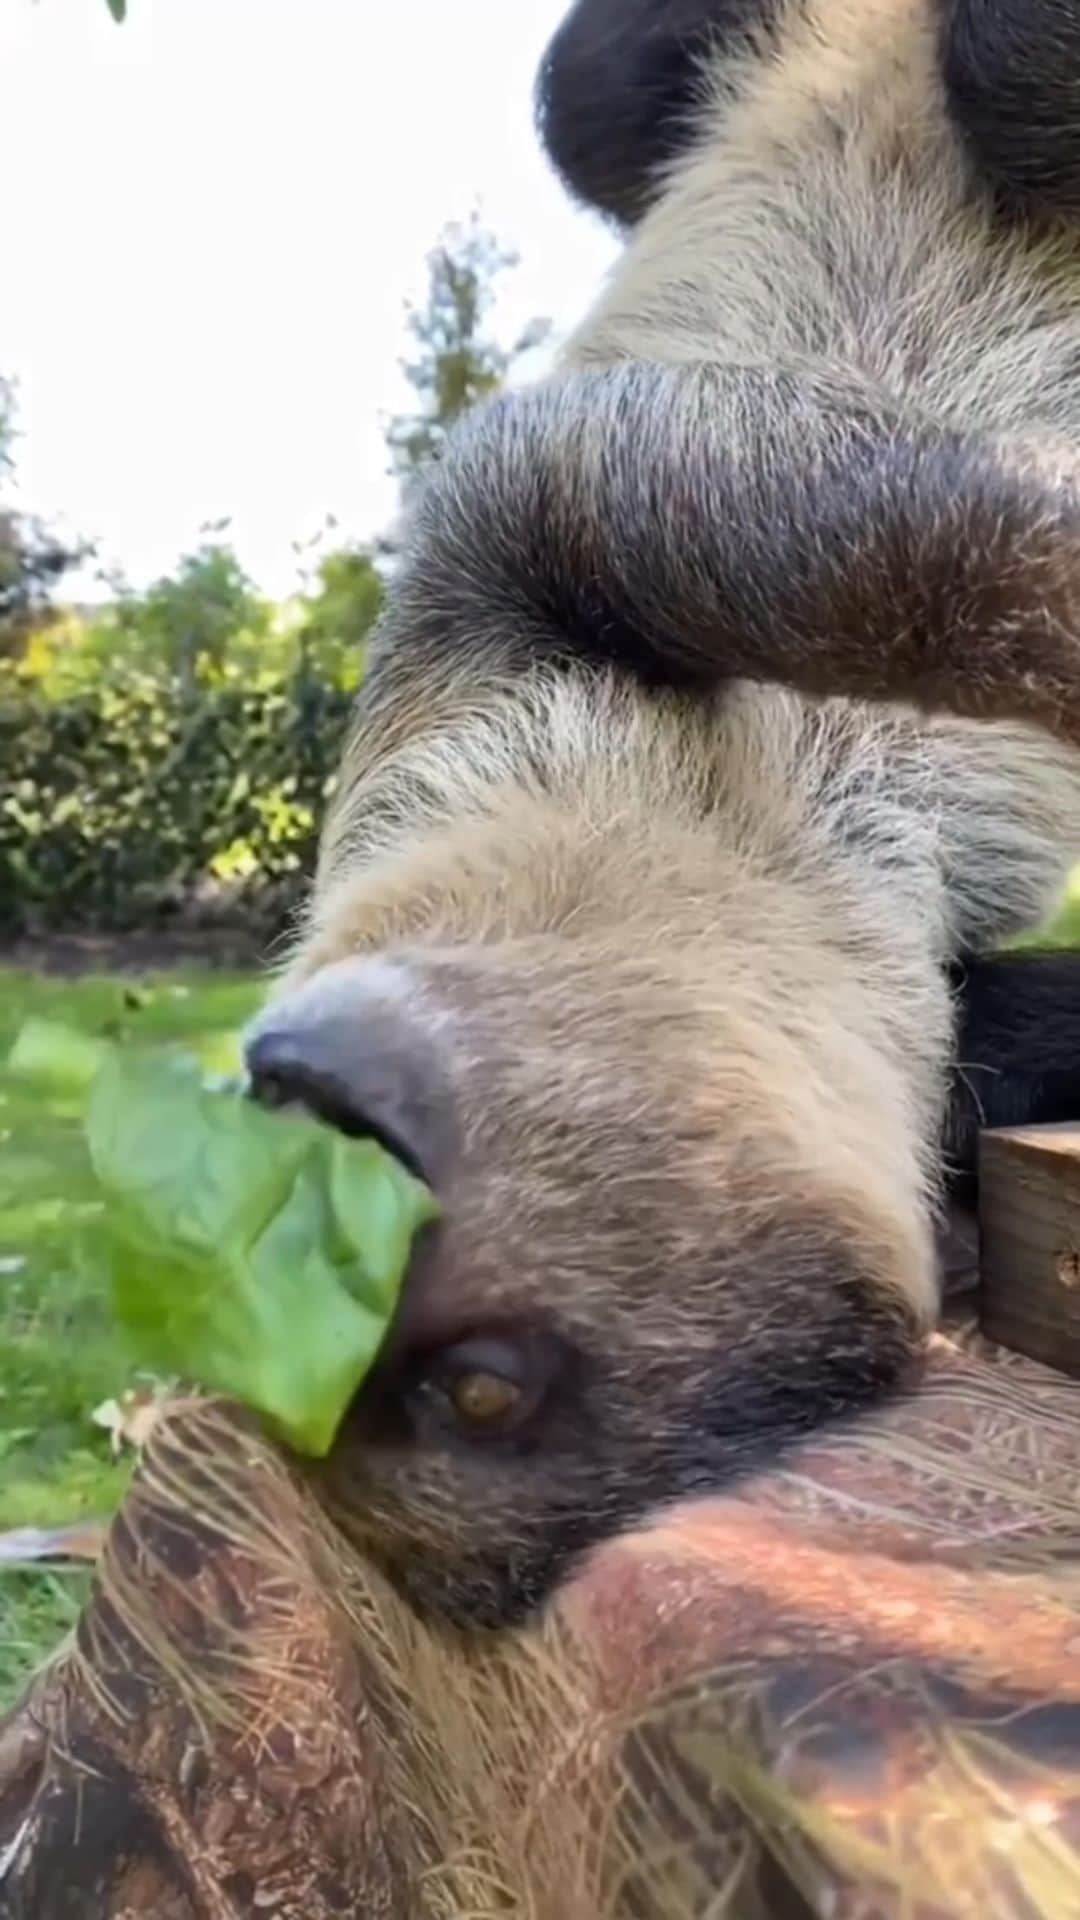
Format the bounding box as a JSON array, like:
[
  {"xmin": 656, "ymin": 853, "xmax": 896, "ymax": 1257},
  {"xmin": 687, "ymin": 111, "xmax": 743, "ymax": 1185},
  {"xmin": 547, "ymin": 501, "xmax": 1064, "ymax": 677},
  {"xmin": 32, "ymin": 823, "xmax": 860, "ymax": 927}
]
[{"xmin": 247, "ymin": 0, "xmax": 1080, "ymax": 1629}]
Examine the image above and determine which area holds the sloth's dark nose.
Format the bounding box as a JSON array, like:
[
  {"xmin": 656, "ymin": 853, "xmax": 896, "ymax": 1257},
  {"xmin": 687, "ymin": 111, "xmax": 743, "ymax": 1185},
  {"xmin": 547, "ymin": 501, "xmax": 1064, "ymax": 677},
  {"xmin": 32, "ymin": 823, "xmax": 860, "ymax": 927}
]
[{"xmin": 245, "ymin": 1003, "xmax": 453, "ymax": 1184}]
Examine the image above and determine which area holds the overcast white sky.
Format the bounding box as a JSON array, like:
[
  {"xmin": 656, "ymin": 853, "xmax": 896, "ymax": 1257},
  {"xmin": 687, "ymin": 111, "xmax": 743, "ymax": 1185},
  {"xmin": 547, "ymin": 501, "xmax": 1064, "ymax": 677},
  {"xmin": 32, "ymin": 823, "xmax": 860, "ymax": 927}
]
[{"xmin": 0, "ymin": 0, "xmax": 618, "ymax": 597}]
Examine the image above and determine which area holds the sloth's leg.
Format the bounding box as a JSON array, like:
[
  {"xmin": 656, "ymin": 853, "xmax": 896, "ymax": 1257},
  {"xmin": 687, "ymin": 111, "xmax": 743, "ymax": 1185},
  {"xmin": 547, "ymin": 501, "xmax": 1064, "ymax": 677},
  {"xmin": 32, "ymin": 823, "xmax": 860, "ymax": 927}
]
[
  {"xmin": 536, "ymin": 0, "xmax": 780, "ymax": 224},
  {"xmin": 943, "ymin": 0, "xmax": 1080, "ymax": 219}
]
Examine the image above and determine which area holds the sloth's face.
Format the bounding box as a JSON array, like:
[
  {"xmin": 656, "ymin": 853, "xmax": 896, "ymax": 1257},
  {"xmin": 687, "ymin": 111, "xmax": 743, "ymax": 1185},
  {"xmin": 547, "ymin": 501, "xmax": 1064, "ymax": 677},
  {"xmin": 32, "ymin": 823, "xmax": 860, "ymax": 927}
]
[{"xmin": 246, "ymin": 924, "xmax": 921, "ymax": 1628}]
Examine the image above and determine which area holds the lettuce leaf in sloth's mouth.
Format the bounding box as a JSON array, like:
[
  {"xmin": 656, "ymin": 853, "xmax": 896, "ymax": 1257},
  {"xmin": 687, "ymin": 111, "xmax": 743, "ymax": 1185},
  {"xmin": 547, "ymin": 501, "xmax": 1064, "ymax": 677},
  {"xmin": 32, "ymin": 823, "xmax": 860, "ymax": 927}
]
[{"xmin": 7, "ymin": 1017, "xmax": 438, "ymax": 1458}]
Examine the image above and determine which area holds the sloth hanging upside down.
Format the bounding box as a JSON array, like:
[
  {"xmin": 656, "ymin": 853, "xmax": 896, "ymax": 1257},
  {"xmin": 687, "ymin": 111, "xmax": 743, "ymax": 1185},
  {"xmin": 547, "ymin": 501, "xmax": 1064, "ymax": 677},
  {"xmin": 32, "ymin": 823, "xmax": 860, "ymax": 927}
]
[{"xmin": 245, "ymin": 0, "xmax": 1080, "ymax": 1629}]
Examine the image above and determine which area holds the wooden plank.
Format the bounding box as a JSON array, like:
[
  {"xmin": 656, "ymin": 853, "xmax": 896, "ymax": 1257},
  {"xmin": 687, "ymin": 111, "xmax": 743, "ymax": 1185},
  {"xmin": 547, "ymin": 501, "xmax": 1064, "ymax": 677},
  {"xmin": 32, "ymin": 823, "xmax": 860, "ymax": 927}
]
[{"xmin": 978, "ymin": 1123, "xmax": 1080, "ymax": 1377}]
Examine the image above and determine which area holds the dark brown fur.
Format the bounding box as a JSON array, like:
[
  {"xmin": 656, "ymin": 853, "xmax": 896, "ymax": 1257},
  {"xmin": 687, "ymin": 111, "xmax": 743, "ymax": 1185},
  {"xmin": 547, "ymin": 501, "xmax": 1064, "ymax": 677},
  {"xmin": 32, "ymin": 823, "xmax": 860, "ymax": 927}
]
[
  {"xmin": 318, "ymin": 1203, "xmax": 917, "ymax": 1627},
  {"xmin": 392, "ymin": 361, "xmax": 1080, "ymax": 744}
]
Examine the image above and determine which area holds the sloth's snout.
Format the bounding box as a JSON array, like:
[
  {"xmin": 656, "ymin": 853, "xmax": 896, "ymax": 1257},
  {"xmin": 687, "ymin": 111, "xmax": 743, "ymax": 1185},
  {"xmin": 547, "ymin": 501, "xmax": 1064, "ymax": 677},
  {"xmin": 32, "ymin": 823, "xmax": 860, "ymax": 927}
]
[{"xmin": 244, "ymin": 961, "xmax": 456, "ymax": 1185}]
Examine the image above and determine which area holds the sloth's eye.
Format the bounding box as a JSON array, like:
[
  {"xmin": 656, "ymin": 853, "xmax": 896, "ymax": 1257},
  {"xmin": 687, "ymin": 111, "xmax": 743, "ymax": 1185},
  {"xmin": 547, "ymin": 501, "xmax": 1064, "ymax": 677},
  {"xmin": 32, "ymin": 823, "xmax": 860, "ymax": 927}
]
[
  {"xmin": 449, "ymin": 1369, "xmax": 523, "ymax": 1427},
  {"xmin": 414, "ymin": 1334, "xmax": 545, "ymax": 1438}
]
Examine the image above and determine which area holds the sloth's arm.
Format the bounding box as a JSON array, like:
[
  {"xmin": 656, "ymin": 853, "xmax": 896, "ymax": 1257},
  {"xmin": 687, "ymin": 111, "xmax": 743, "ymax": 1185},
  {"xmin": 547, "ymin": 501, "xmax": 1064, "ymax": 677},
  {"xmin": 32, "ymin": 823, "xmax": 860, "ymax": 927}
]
[{"xmin": 393, "ymin": 361, "xmax": 1080, "ymax": 746}]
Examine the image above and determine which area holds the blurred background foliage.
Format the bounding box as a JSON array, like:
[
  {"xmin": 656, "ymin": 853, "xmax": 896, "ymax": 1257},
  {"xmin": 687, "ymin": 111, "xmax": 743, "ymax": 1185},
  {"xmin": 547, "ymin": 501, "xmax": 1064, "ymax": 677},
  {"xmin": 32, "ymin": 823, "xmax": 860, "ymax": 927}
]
[
  {"xmin": 0, "ymin": 218, "xmax": 546, "ymax": 941},
  {"xmin": 0, "ymin": 205, "xmax": 554, "ymax": 1703}
]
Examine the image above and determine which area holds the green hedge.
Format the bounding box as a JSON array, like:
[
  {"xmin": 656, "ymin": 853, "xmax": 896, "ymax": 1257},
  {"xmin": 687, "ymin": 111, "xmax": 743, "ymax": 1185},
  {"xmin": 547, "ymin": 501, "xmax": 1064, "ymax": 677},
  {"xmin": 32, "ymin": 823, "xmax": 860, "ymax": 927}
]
[
  {"xmin": 8, "ymin": 655, "xmax": 1080, "ymax": 950},
  {"xmin": 0, "ymin": 667, "xmax": 353, "ymax": 936}
]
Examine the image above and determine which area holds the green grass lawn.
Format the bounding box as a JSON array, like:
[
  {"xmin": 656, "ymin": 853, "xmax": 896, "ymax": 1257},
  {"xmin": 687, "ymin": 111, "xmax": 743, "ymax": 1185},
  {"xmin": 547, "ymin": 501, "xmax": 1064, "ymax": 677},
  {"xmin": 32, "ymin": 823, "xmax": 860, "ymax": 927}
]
[{"xmin": 0, "ymin": 964, "xmax": 264, "ymax": 1707}]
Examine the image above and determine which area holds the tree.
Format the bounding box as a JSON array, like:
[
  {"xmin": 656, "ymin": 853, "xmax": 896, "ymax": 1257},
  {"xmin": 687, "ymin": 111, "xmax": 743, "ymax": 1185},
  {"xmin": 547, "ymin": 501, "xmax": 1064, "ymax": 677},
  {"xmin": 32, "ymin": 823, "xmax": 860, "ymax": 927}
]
[
  {"xmin": 109, "ymin": 536, "xmax": 270, "ymax": 694},
  {"xmin": 0, "ymin": 377, "xmax": 86, "ymax": 660},
  {"xmin": 385, "ymin": 216, "xmax": 550, "ymax": 504},
  {"xmin": 294, "ymin": 542, "xmax": 383, "ymax": 687}
]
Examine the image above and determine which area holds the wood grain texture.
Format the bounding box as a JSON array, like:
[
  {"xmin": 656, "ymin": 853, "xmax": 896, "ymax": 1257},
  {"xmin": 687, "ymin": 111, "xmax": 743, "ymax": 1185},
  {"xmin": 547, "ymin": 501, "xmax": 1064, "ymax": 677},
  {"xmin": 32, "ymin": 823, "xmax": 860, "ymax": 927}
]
[{"xmin": 979, "ymin": 1123, "xmax": 1080, "ymax": 1375}]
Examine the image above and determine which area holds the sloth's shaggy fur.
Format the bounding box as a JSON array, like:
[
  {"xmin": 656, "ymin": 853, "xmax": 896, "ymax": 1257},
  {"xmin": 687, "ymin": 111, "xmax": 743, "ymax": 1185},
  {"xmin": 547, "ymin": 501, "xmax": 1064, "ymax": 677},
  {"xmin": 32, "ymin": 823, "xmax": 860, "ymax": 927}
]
[{"xmin": 252, "ymin": 0, "xmax": 1080, "ymax": 1626}]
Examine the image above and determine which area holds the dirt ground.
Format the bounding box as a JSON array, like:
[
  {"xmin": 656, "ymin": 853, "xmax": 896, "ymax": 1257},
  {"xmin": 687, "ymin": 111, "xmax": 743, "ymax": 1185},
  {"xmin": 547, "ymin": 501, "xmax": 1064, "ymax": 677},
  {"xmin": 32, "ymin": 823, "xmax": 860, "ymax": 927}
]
[{"xmin": 0, "ymin": 927, "xmax": 270, "ymax": 978}]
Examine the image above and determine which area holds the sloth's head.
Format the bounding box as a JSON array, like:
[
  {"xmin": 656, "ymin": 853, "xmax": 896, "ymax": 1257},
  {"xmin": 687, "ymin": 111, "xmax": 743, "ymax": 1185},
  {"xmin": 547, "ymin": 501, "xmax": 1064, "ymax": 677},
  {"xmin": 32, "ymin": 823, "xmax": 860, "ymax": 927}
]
[{"xmin": 245, "ymin": 680, "xmax": 930, "ymax": 1629}]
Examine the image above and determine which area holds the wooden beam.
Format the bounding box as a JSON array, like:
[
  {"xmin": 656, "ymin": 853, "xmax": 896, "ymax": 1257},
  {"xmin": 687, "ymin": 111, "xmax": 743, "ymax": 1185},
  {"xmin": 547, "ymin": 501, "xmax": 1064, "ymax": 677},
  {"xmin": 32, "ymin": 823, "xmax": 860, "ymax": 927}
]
[{"xmin": 978, "ymin": 1122, "xmax": 1080, "ymax": 1376}]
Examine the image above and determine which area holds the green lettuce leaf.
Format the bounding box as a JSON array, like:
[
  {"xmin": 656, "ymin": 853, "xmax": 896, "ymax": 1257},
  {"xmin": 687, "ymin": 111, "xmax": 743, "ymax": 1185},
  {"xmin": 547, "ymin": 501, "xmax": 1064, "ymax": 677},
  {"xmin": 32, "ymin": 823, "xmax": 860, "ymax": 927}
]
[{"xmin": 8, "ymin": 1018, "xmax": 437, "ymax": 1457}]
